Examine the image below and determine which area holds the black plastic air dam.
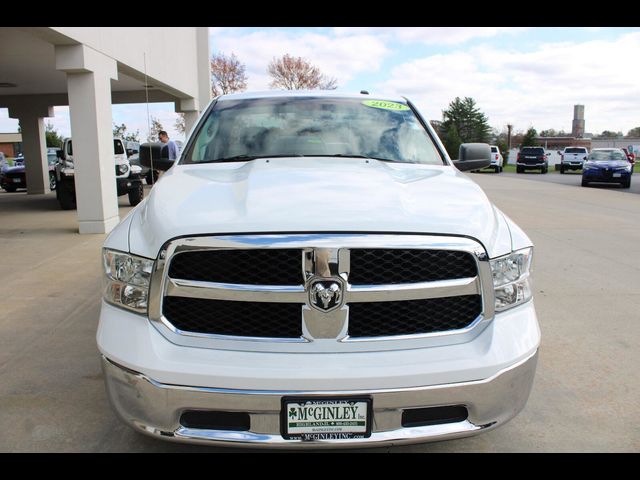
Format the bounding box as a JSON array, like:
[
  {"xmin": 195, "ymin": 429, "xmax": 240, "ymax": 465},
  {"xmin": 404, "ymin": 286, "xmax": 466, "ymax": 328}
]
[
  {"xmin": 180, "ymin": 410, "xmax": 251, "ymax": 432},
  {"xmin": 402, "ymin": 406, "xmax": 468, "ymax": 428}
]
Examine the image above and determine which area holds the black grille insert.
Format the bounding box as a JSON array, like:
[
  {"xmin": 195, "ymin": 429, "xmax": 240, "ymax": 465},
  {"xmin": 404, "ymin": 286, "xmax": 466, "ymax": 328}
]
[
  {"xmin": 349, "ymin": 249, "xmax": 477, "ymax": 285},
  {"xmin": 348, "ymin": 295, "xmax": 482, "ymax": 338},
  {"xmin": 402, "ymin": 406, "xmax": 468, "ymax": 428},
  {"xmin": 180, "ymin": 410, "xmax": 250, "ymax": 431},
  {"xmin": 168, "ymin": 249, "xmax": 303, "ymax": 285},
  {"xmin": 163, "ymin": 297, "xmax": 302, "ymax": 338}
]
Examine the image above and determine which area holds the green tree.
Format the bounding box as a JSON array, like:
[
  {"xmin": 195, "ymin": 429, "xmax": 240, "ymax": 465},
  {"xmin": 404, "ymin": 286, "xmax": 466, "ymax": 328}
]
[
  {"xmin": 45, "ymin": 122, "xmax": 63, "ymax": 148},
  {"xmin": 440, "ymin": 97, "xmax": 491, "ymax": 158},
  {"xmin": 597, "ymin": 130, "xmax": 622, "ymax": 138},
  {"xmin": 626, "ymin": 127, "xmax": 640, "ymax": 138},
  {"xmin": 521, "ymin": 127, "xmax": 538, "ymax": 147},
  {"xmin": 112, "ymin": 122, "xmax": 140, "ymax": 142},
  {"xmin": 442, "ymin": 124, "xmax": 463, "ymax": 160}
]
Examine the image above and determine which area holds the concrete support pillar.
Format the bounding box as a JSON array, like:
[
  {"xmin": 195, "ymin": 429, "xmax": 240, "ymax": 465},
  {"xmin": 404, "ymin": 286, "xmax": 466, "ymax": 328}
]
[
  {"xmin": 8, "ymin": 105, "xmax": 53, "ymax": 195},
  {"xmin": 56, "ymin": 45, "xmax": 119, "ymax": 234}
]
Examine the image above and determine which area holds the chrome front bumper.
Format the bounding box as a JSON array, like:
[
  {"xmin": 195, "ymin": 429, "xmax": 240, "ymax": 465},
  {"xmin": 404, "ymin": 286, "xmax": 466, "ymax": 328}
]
[{"xmin": 102, "ymin": 350, "xmax": 538, "ymax": 449}]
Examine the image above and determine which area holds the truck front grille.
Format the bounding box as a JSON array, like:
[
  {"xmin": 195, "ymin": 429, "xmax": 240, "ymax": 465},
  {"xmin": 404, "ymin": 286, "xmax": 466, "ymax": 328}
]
[{"xmin": 152, "ymin": 234, "xmax": 491, "ymax": 349}]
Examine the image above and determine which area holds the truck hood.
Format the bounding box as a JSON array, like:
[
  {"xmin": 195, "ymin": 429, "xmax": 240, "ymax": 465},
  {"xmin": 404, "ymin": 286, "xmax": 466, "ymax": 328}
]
[{"xmin": 127, "ymin": 157, "xmax": 514, "ymax": 258}]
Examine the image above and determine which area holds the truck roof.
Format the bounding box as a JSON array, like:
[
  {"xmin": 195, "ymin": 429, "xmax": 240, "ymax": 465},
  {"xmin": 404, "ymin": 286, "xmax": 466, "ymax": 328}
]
[{"xmin": 217, "ymin": 90, "xmax": 407, "ymax": 103}]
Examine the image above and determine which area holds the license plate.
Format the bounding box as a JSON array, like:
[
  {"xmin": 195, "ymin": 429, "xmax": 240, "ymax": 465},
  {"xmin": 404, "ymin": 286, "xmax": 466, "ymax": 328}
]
[
  {"xmin": 525, "ymin": 156, "xmax": 536, "ymax": 159},
  {"xmin": 613, "ymin": 173, "xmax": 622, "ymax": 177},
  {"xmin": 282, "ymin": 397, "xmax": 372, "ymax": 441}
]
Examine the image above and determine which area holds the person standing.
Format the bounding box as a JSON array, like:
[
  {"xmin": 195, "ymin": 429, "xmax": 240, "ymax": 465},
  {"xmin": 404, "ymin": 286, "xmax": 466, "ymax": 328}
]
[{"xmin": 158, "ymin": 130, "xmax": 179, "ymax": 160}]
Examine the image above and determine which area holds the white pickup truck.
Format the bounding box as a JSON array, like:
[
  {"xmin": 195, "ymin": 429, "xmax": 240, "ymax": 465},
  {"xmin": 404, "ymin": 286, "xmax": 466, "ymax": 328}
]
[
  {"xmin": 558, "ymin": 146, "xmax": 589, "ymax": 173},
  {"xmin": 97, "ymin": 91, "xmax": 540, "ymax": 448}
]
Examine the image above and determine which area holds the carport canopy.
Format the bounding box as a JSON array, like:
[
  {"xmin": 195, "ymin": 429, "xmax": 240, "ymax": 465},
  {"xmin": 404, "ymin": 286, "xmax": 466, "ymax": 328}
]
[{"xmin": 0, "ymin": 27, "xmax": 211, "ymax": 234}]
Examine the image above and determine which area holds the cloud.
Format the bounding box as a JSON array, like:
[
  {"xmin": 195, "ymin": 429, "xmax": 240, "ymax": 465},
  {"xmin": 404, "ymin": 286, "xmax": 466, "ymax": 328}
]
[
  {"xmin": 333, "ymin": 27, "xmax": 530, "ymax": 45},
  {"xmin": 377, "ymin": 32, "xmax": 640, "ymax": 134},
  {"xmin": 209, "ymin": 28, "xmax": 391, "ymax": 90}
]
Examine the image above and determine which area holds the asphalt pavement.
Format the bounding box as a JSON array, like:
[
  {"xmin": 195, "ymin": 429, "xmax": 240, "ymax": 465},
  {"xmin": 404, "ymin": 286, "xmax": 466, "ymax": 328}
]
[
  {"xmin": 483, "ymin": 167, "xmax": 640, "ymax": 195},
  {"xmin": 0, "ymin": 172, "xmax": 638, "ymax": 452}
]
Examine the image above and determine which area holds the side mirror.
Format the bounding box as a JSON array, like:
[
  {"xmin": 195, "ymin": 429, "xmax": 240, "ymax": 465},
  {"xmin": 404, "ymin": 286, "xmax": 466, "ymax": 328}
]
[
  {"xmin": 139, "ymin": 142, "xmax": 175, "ymax": 171},
  {"xmin": 452, "ymin": 143, "xmax": 492, "ymax": 172}
]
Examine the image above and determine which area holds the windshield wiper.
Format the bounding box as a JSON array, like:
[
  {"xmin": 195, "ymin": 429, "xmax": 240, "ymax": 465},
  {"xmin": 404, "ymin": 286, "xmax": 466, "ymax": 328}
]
[
  {"xmin": 320, "ymin": 154, "xmax": 401, "ymax": 163},
  {"xmin": 199, "ymin": 154, "xmax": 303, "ymax": 164}
]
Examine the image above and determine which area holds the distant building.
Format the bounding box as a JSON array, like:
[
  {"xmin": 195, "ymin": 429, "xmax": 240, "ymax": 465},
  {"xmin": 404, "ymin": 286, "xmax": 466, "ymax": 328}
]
[
  {"xmin": 572, "ymin": 105, "xmax": 585, "ymax": 138},
  {"xmin": 534, "ymin": 136, "xmax": 591, "ymax": 150},
  {"xmin": 0, "ymin": 132, "xmax": 22, "ymax": 157}
]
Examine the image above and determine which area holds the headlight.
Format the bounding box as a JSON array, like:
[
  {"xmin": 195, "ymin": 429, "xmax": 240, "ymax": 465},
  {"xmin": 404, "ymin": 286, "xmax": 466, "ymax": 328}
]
[
  {"xmin": 490, "ymin": 247, "xmax": 533, "ymax": 312},
  {"xmin": 103, "ymin": 248, "xmax": 154, "ymax": 314},
  {"xmin": 117, "ymin": 164, "xmax": 129, "ymax": 175}
]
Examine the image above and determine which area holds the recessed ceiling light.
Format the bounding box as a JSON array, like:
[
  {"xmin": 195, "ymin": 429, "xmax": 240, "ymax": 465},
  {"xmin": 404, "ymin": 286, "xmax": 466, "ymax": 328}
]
[{"xmin": 0, "ymin": 82, "xmax": 18, "ymax": 88}]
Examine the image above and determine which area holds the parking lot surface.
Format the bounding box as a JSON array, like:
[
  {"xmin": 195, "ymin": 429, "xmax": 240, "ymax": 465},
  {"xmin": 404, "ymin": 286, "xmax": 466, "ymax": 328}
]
[
  {"xmin": 0, "ymin": 172, "xmax": 639, "ymax": 452},
  {"xmin": 494, "ymin": 169, "xmax": 640, "ymax": 195}
]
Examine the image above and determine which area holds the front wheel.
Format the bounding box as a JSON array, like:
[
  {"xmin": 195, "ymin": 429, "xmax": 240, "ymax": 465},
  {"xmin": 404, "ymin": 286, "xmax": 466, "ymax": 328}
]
[
  {"xmin": 3, "ymin": 185, "xmax": 17, "ymax": 192},
  {"xmin": 560, "ymin": 165, "xmax": 565, "ymax": 174},
  {"xmin": 128, "ymin": 182, "xmax": 144, "ymax": 206},
  {"xmin": 49, "ymin": 172, "xmax": 57, "ymax": 190},
  {"xmin": 581, "ymin": 177, "xmax": 589, "ymax": 187},
  {"xmin": 622, "ymin": 177, "xmax": 631, "ymax": 189},
  {"xmin": 517, "ymin": 166, "xmax": 523, "ymax": 173}
]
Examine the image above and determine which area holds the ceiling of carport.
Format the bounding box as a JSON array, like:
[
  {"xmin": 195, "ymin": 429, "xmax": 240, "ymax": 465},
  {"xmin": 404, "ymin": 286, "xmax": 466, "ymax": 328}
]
[{"xmin": 0, "ymin": 27, "xmax": 174, "ymax": 98}]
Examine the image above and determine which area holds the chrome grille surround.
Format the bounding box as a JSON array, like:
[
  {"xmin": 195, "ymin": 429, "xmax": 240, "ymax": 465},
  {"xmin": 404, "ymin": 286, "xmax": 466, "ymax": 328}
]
[{"xmin": 148, "ymin": 234, "xmax": 495, "ymax": 353}]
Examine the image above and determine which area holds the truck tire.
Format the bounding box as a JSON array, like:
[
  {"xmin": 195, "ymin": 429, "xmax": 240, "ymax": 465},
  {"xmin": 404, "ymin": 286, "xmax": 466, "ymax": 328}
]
[
  {"xmin": 3, "ymin": 185, "xmax": 17, "ymax": 192},
  {"xmin": 49, "ymin": 172, "xmax": 57, "ymax": 190},
  {"xmin": 516, "ymin": 166, "xmax": 523, "ymax": 174},
  {"xmin": 128, "ymin": 182, "xmax": 144, "ymax": 206},
  {"xmin": 56, "ymin": 179, "xmax": 76, "ymax": 210},
  {"xmin": 560, "ymin": 165, "xmax": 565, "ymax": 174}
]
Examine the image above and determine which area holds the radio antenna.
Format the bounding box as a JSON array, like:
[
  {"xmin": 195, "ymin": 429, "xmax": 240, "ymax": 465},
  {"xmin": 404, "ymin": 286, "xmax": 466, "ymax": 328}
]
[{"xmin": 143, "ymin": 52, "xmax": 155, "ymax": 182}]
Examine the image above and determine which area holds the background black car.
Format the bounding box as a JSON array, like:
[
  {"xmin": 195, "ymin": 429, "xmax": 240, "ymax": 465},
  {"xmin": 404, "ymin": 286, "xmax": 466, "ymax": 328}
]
[{"xmin": 0, "ymin": 150, "xmax": 58, "ymax": 192}]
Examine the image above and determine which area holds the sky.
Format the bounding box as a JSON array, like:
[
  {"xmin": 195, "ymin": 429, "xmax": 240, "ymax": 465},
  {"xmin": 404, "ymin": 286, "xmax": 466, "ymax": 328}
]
[{"xmin": 2, "ymin": 27, "xmax": 639, "ymax": 141}]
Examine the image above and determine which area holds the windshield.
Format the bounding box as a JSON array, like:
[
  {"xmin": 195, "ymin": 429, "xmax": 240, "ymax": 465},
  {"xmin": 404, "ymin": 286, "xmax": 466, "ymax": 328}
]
[
  {"xmin": 589, "ymin": 150, "xmax": 627, "ymax": 161},
  {"xmin": 521, "ymin": 147, "xmax": 544, "ymax": 154},
  {"xmin": 184, "ymin": 97, "xmax": 444, "ymax": 165}
]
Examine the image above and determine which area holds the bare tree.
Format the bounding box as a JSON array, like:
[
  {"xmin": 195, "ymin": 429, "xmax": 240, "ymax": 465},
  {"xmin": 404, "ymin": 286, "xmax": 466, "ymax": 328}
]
[
  {"xmin": 267, "ymin": 54, "xmax": 337, "ymax": 90},
  {"xmin": 210, "ymin": 52, "xmax": 248, "ymax": 97},
  {"xmin": 148, "ymin": 116, "xmax": 164, "ymax": 142},
  {"xmin": 174, "ymin": 113, "xmax": 186, "ymax": 136}
]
